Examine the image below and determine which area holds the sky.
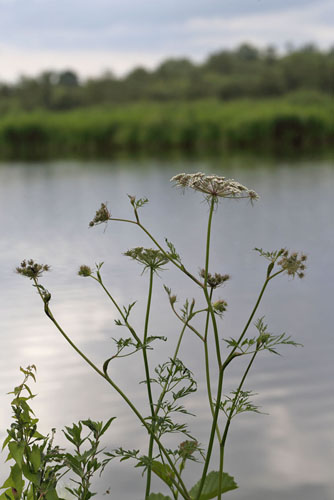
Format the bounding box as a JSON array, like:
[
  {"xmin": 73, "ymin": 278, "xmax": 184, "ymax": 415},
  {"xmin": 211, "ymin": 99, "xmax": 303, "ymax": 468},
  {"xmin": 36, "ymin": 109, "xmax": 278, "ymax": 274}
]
[{"xmin": 0, "ymin": 0, "xmax": 333, "ymax": 81}]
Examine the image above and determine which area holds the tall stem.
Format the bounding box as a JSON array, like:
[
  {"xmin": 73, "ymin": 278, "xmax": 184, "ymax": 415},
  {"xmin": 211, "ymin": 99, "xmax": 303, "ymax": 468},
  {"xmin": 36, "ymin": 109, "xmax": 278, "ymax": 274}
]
[
  {"xmin": 195, "ymin": 268, "xmax": 281, "ymax": 500},
  {"xmin": 202, "ymin": 198, "xmax": 222, "ymax": 369},
  {"xmin": 203, "ymin": 198, "xmax": 215, "ymax": 289},
  {"xmin": 146, "ymin": 306, "xmax": 190, "ymax": 497},
  {"xmin": 204, "ymin": 288, "xmax": 221, "ymax": 442},
  {"xmin": 229, "ymin": 269, "xmax": 283, "ymax": 358},
  {"xmin": 195, "ymin": 367, "xmax": 224, "ymax": 500},
  {"xmin": 143, "ymin": 268, "xmax": 155, "ymax": 499}
]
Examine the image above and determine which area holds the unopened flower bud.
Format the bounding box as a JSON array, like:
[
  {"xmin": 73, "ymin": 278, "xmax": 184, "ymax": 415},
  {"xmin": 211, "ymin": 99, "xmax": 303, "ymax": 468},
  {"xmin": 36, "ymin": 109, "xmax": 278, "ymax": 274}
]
[
  {"xmin": 169, "ymin": 294, "xmax": 177, "ymax": 305},
  {"xmin": 128, "ymin": 194, "xmax": 136, "ymax": 206}
]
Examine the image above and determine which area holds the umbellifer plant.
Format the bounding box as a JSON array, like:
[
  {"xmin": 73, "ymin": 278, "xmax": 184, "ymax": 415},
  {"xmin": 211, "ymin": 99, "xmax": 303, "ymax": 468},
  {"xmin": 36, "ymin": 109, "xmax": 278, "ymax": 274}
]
[{"xmin": 14, "ymin": 172, "xmax": 306, "ymax": 499}]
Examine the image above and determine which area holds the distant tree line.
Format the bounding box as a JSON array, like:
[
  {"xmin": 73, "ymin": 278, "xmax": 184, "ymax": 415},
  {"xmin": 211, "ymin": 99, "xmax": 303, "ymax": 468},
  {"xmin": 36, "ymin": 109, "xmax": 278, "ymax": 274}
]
[{"xmin": 0, "ymin": 43, "xmax": 333, "ymax": 112}]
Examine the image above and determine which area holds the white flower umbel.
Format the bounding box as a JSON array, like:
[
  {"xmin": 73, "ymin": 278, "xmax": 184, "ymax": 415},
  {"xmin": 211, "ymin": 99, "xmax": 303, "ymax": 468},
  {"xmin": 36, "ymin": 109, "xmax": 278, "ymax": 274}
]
[{"xmin": 171, "ymin": 172, "xmax": 259, "ymax": 201}]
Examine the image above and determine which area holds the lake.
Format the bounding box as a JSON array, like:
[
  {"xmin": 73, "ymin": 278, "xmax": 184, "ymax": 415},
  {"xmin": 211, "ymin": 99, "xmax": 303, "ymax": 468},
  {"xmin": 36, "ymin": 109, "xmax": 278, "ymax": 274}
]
[{"xmin": 0, "ymin": 157, "xmax": 333, "ymax": 500}]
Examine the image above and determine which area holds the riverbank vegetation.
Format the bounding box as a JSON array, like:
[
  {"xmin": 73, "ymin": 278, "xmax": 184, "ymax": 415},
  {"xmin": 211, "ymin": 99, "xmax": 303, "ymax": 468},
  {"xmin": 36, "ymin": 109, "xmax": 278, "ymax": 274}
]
[
  {"xmin": 0, "ymin": 44, "xmax": 332, "ymax": 157},
  {"xmin": 0, "ymin": 94, "xmax": 332, "ymax": 158}
]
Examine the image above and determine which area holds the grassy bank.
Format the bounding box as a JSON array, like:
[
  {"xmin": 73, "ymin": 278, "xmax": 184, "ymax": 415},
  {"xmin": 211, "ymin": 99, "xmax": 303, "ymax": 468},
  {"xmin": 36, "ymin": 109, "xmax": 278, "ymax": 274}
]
[{"xmin": 0, "ymin": 96, "xmax": 333, "ymax": 158}]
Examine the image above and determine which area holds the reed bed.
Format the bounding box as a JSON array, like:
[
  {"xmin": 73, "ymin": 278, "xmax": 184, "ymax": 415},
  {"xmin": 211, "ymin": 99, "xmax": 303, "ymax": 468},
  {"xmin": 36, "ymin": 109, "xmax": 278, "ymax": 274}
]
[{"xmin": 0, "ymin": 96, "xmax": 332, "ymax": 158}]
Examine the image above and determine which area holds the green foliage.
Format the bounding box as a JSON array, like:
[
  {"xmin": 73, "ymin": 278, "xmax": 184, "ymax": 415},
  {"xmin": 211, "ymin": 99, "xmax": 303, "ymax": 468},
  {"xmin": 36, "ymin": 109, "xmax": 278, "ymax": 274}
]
[
  {"xmin": 224, "ymin": 316, "xmax": 301, "ymax": 356},
  {"xmin": 220, "ymin": 391, "xmax": 263, "ymax": 419},
  {"xmin": 189, "ymin": 471, "xmax": 238, "ymax": 499},
  {"xmin": 0, "ymin": 96, "xmax": 332, "ymax": 158},
  {"xmin": 1, "ymin": 368, "xmax": 114, "ymax": 500},
  {"xmin": 1, "ymin": 43, "xmax": 333, "ymax": 157},
  {"xmin": 1, "ymin": 366, "xmax": 65, "ymax": 500},
  {"xmin": 0, "ymin": 44, "xmax": 332, "ymax": 116},
  {"xmin": 62, "ymin": 419, "xmax": 114, "ymax": 500},
  {"xmin": 165, "ymin": 239, "xmax": 182, "ymax": 265}
]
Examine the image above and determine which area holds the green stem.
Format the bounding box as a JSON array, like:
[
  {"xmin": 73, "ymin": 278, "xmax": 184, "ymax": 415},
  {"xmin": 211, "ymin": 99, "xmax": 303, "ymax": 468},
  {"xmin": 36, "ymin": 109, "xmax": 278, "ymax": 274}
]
[
  {"xmin": 218, "ymin": 350, "xmax": 258, "ymax": 500},
  {"xmin": 33, "ymin": 280, "xmax": 191, "ymax": 500},
  {"xmin": 203, "ymin": 289, "xmax": 222, "ymax": 442},
  {"xmin": 93, "ymin": 275, "xmax": 141, "ymax": 344},
  {"xmin": 203, "ymin": 198, "xmax": 222, "ymax": 369},
  {"xmin": 229, "ymin": 269, "xmax": 284, "ymax": 358},
  {"xmin": 195, "ymin": 198, "xmax": 226, "ymax": 500},
  {"xmin": 143, "ymin": 269, "xmax": 155, "ymax": 499},
  {"xmin": 146, "ymin": 313, "xmax": 190, "ymax": 497},
  {"xmin": 203, "ymin": 198, "xmax": 215, "ymax": 289},
  {"xmin": 194, "ymin": 353, "xmax": 235, "ymax": 500},
  {"xmin": 195, "ymin": 368, "xmax": 224, "ymax": 500}
]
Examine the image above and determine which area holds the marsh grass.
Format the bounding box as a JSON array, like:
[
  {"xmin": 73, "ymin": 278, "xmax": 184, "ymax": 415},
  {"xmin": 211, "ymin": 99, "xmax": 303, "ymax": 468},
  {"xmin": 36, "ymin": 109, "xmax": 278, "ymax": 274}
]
[{"xmin": 0, "ymin": 97, "xmax": 332, "ymax": 159}]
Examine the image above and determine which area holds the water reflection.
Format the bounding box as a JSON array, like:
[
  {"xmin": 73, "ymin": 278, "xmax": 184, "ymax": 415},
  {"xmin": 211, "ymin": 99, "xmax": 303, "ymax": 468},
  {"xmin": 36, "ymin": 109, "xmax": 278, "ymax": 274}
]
[{"xmin": 0, "ymin": 159, "xmax": 333, "ymax": 499}]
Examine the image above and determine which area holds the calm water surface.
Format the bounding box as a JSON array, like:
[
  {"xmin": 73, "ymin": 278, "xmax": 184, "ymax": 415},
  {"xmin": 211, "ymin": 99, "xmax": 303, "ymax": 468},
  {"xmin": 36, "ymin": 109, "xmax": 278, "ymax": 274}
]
[{"xmin": 0, "ymin": 158, "xmax": 333, "ymax": 500}]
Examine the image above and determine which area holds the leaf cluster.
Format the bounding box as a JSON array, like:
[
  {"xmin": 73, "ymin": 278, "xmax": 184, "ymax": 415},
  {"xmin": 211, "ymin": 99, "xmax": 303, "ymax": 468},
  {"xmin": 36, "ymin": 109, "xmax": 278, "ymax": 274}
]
[
  {"xmin": 1, "ymin": 368, "xmax": 115, "ymax": 500},
  {"xmin": 165, "ymin": 239, "xmax": 182, "ymax": 265},
  {"xmin": 220, "ymin": 391, "xmax": 264, "ymax": 419},
  {"xmin": 224, "ymin": 317, "xmax": 301, "ymax": 356},
  {"xmin": 63, "ymin": 419, "xmax": 114, "ymax": 500},
  {"xmin": 149, "ymin": 359, "xmax": 197, "ymax": 439}
]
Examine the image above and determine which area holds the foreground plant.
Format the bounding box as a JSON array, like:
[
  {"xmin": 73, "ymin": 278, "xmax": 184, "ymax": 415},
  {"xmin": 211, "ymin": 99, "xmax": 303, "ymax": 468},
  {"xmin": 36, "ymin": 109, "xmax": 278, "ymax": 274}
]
[
  {"xmin": 1, "ymin": 366, "xmax": 113, "ymax": 500},
  {"xmin": 14, "ymin": 172, "xmax": 306, "ymax": 499}
]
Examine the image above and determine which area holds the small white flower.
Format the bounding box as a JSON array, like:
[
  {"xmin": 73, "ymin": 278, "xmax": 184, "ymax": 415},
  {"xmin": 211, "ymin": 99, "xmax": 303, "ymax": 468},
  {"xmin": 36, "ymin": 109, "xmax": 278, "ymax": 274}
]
[{"xmin": 170, "ymin": 172, "xmax": 259, "ymax": 201}]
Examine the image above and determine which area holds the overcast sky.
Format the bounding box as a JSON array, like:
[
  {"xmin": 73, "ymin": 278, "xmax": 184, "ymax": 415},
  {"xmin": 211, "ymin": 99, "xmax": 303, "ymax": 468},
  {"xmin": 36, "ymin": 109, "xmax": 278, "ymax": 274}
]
[{"xmin": 0, "ymin": 0, "xmax": 333, "ymax": 81}]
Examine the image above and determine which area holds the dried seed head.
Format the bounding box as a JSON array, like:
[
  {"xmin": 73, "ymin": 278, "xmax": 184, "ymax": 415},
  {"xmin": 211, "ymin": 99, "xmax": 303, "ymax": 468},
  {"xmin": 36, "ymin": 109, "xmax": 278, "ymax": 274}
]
[
  {"xmin": 171, "ymin": 172, "xmax": 259, "ymax": 201},
  {"xmin": 16, "ymin": 259, "xmax": 50, "ymax": 280},
  {"xmin": 89, "ymin": 202, "xmax": 111, "ymax": 227},
  {"xmin": 277, "ymin": 251, "xmax": 307, "ymax": 279}
]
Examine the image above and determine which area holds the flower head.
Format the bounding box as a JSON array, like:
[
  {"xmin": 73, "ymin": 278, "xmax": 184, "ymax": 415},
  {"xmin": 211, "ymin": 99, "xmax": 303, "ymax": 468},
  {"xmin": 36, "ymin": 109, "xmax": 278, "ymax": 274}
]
[
  {"xmin": 199, "ymin": 269, "xmax": 230, "ymax": 289},
  {"xmin": 124, "ymin": 247, "xmax": 169, "ymax": 273},
  {"xmin": 78, "ymin": 265, "xmax": 93, "ymax": 277},
  {"xmin": 171, "ymin": 172, "xmax": 259, "ymax": 201},
  {"xmin": 178, "ymin": 440, "xmax": 199, "ymax": 459},
  {"xmin": 16, "ymin": 259, "xmax": 50, "ymax": 280},
  {"xmin": 89, "ymin": 202, "xmax": 111, "ymax": 227},
  {"xmin": 212, "ymin": 299, "xmax": 228, "ymax": 317},
  {"xmin": 277, "ymin": 250, "xmax": 307, "ymax": 279}
]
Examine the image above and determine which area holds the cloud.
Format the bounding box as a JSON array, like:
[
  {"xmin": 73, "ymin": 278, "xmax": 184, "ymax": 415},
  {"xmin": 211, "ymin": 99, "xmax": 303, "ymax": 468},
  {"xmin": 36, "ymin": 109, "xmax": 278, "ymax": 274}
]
[
  {"xmin": 0, "ymin": 45, "xmax": 168, "ymax": 81},
  {"xmin": 0, "ymin": 0, "xmax": 332, "ymax": 81},
  {"xmin": 182, "ymin": 0, "xmax": 334, "ymax": 50}
]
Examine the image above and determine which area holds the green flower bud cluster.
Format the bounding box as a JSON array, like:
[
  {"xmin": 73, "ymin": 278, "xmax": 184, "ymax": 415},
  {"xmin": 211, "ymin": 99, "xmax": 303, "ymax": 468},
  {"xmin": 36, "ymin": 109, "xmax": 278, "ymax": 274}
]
[
  {"xmin": 124, "ymin": 247, "xmax": 169, "ymax": 272},
  {"xmin": 16, "ymin": 259, "xmax": 50, "ymax": 280},
  {"xmin": 199, "ymin": 269, "xmax": 230, "ymax": 289}
]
